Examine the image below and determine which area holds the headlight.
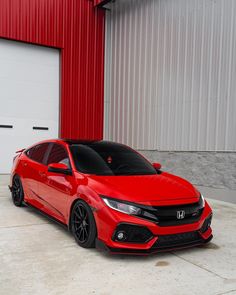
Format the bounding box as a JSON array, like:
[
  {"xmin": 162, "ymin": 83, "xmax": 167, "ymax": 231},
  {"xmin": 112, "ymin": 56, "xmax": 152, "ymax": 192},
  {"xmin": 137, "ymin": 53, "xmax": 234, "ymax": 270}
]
[
  {"xmin": 200, "ymin": 194, "xmax": 205, "ymax": 208},
  {"xmin": 103, "ymin": 198, "xmax": 142, "ymax": 215},
  {"xmin": 102, "ymin": 196, "xmax": 158, "ymax": 222}
]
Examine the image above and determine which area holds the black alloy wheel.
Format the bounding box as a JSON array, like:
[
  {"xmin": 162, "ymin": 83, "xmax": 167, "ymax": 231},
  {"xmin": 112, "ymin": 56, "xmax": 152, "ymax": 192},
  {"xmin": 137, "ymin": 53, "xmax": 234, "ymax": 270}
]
[
  {"xmin": 71, "ymin": 200, "xmax": 97, "ymax": 248},
  {"xmin": 12, "ymin": 175, "xmax": 24, "ymax": 207}
]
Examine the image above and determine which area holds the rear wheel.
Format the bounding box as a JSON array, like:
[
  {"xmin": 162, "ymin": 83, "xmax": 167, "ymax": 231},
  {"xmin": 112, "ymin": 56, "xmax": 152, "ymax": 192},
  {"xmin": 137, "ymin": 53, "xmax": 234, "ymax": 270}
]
[
  {"xmin": 71, "ymin": 200, "xmax": 97, "ymax": 248},
  {"xmin": 12, "ymin": 175, "xmax": 24, "ymax": 207}
]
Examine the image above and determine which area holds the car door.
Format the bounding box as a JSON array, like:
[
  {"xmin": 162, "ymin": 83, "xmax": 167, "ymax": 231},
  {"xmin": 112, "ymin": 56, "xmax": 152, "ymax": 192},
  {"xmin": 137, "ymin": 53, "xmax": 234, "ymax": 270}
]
[
  {"xmin": 42, "ymin": 143, "xmax": 74, "ymax": 223},
  {"xmin": 22, "ymin": 143, "xmax": 50, "ymax": 209}
]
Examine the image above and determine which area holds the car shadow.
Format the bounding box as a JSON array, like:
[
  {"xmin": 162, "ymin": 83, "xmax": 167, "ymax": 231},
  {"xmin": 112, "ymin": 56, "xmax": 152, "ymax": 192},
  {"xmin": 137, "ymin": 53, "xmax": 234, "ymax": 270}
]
[{"xmin": 97, "ymin": 241, "xmax": 220, "ymax": 261}]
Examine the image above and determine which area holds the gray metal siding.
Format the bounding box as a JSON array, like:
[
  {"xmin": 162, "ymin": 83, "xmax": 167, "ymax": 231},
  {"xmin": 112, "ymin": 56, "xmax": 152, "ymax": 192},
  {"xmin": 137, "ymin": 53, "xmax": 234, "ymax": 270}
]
[{"xmin": 104, "ymin": 0, "xmax": 236, "ymax": 151}]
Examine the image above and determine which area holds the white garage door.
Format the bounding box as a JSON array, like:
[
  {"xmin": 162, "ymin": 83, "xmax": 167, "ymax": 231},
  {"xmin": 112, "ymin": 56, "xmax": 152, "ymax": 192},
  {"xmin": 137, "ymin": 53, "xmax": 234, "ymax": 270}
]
[{"xmin": 0, "ymin": 39, "xmax": 60, "ymax": 173}]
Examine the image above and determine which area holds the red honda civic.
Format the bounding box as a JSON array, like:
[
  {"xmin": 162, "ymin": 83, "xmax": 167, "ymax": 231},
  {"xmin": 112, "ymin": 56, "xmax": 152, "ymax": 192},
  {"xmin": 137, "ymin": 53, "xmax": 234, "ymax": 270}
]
[{"xmin": 10, "ymin": 139, "xmax": 213, "ymax": 254}]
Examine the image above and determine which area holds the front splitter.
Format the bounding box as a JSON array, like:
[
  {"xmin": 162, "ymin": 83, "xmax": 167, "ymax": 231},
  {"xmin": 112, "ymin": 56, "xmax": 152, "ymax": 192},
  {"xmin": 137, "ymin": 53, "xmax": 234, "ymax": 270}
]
[{"xmin": 96, "ymin": 235, "xmax": 213, "ymax": 256}]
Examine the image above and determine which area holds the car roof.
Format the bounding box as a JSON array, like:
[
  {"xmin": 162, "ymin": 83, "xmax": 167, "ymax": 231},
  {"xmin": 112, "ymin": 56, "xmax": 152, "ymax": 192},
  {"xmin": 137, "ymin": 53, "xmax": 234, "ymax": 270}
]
[
  {"xmin": 62, "ymin": 139, "xmax": 125, "ymax": 147},
  {"xmin": 62, "ymin": 139, "xmax": 101, "ymax": 145},
  {"xmin": 23, "ymin": 139, "xmax": 128, "ymax": 153},
  {"xmin": 27, "ymin": 139, "xmax": 125, "ymax": 146}
]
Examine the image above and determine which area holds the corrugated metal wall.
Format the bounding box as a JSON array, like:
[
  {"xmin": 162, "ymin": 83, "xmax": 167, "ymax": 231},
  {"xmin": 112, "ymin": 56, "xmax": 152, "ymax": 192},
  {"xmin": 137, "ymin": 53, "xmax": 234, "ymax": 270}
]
[
  {"xmin": 104, "ymin": 0, "xmax": 236, "ymax": 151},
  {"xmin": 0, "ymin": 0, "xmax": 105, "ymax": 140}
]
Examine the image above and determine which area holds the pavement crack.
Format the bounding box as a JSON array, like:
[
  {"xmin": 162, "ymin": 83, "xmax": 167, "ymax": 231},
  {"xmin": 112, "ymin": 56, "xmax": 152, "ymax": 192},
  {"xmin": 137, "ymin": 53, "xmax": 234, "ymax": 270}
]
[{"xmin": 171, "ymin": 252, "xmax": 227, "ymax": 280}]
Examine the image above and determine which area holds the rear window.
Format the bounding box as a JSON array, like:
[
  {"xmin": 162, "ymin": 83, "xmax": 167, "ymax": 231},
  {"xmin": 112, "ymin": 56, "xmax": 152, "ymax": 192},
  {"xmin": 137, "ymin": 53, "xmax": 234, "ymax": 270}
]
[
  {"xmin": 25, "ymin": 143, "xmax": 49, "ymax": 164},
  {"xmin": 70, "ymin": 143, "xmax": 157, "ymax": 176}
]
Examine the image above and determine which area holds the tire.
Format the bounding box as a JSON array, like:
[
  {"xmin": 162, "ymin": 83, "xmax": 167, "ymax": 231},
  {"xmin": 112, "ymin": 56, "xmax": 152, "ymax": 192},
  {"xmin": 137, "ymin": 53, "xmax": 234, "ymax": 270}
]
[
  {"xmin": 12, "ymin": 175, "xmax": 24, "ymax": 207},
  {"xmin": 71, "ymin": 200, "xmax": 97, "ymax": 248}
]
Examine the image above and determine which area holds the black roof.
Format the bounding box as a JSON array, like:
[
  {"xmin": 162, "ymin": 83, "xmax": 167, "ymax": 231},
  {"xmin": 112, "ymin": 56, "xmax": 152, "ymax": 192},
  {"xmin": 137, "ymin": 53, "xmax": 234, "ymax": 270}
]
[
  {"xmin": 62, "ymin": 139, "xmax": 100, "ymax": 145},
  {"xmin": 62, "ymin": 139, "xmax": 124, "ymax": 147}
]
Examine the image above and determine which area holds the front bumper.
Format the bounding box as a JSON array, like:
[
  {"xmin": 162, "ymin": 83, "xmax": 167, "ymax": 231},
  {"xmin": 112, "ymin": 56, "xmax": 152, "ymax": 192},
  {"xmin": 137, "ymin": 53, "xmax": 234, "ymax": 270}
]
[
  {"xmin": 94, "ymin": 200, "xmax": 213, "ymax": 255},
  {"xmin": 96, "ymin": 233, "xmax": 213, "ymax": 255}
]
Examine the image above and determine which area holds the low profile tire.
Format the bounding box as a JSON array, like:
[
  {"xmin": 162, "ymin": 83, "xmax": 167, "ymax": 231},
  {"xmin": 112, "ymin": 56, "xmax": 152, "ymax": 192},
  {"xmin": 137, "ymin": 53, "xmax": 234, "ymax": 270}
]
[
  {"xmin": 71, "ymin": 200, "xmax": 97, "ymax": 248},
  {"xmin": 12, "ymin": 175, "xmax": 24, "ymax": 207}
]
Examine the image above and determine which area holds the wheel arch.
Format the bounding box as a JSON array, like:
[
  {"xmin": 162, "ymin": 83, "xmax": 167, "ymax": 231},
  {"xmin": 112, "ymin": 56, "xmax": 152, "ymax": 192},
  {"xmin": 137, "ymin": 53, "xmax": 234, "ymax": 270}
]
[{"xmin": 68, "ymin": 196, "xmax": 98, "ymax": 232}]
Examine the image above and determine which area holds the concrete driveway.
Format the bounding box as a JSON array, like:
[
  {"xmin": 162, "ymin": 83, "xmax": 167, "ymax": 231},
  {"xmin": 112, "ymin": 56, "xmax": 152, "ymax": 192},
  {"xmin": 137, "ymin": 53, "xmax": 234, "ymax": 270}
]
[{"xmin": 0, "ymin": 175, "xmax": 236, "ymax": 295}]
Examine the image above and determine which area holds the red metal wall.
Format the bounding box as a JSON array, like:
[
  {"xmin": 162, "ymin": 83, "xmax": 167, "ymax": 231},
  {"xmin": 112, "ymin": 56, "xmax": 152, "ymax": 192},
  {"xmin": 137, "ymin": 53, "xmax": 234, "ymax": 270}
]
[{"xmin": 0, "ymin": 0, "xmax": 105, "ymax": 140}]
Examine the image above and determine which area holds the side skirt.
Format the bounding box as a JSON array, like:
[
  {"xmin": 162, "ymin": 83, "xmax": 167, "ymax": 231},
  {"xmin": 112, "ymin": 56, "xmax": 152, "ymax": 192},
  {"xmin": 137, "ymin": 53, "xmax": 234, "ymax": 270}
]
[{"xmin": 24, "ymin": 201, "xmax": 69, "ymax": 231}]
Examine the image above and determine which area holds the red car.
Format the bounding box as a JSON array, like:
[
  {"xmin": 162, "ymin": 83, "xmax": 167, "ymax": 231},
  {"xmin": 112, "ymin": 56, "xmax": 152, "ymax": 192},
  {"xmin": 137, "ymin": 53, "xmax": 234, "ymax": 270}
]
[{"xmin": 10, "ymin": 139, "xmax": 213, "ymax": 254}]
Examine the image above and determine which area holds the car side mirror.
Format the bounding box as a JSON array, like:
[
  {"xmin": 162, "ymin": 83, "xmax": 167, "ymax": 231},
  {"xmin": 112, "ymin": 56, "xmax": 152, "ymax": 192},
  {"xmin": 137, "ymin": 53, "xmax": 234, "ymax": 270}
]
[
  {"xmin": 153, "ymin": 162, "xmax": 162, "ymax": 171},
  {"xmin": 48, "ymin": 163, "xmax": 72, "ymax": 175}
]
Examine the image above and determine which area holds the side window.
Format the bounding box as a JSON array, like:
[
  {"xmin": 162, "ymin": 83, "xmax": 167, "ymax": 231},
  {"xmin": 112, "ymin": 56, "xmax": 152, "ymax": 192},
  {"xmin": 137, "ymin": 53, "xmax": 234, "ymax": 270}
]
[
  {"xmin": 46, "ymin": 144, "xmax": 70, "ymax": 167},
  {"xmin": 25, "ymin": 143, "xmax": 49, "ymax": 164},
  {"xmin": 25, "ymin": 147, "xmax": 35, "ymax": 159}
]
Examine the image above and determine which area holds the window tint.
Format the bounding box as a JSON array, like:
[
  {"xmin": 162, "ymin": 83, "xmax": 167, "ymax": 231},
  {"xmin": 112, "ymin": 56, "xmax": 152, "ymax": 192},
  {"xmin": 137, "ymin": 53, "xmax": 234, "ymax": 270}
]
[
  {"xmin": 25, "ymin": 147, "xmax": 34, "ymax": 159},
  {"xmin": 47, "ymin": 144, "xmax": 70, "ymax": 167},
  {"xmin": 70, "ymin": 143, "xmax": 157, "ymax": 176},
  {"xmin": 25, "ymin": 143, "xmax": 49, "ymax": 164}
]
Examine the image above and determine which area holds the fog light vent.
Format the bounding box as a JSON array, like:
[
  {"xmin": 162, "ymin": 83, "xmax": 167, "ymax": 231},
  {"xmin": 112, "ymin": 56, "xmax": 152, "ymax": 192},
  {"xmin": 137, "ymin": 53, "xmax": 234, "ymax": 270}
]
[
  {"xmin": 112, "ymin": 223, "xmax": 153, "ymax": 243},
  {"xmin": 200, "ymin": 214, "xmax": 212, "ymax": 233}
]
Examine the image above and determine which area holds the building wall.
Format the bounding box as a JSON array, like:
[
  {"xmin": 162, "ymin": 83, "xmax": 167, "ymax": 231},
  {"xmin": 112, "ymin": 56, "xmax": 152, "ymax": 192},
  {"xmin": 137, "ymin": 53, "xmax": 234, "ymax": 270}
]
[
  {"xmin": 141, "ymin": 150, "xmax": 236, "ymax": 191},
  {"xmin": 104, "ymin": 0, "xmax": 236, "ymax": 151},
  {"xmin": 0, "ymin": 0, "xmax": 105, "ymax": 140}
]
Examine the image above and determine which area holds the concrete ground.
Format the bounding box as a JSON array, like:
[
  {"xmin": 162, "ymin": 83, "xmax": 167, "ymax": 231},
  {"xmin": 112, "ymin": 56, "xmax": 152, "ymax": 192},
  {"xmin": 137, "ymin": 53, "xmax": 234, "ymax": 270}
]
[{"xmin": 0, "ymin": 174, "xmax": 236, "ymax": 295}]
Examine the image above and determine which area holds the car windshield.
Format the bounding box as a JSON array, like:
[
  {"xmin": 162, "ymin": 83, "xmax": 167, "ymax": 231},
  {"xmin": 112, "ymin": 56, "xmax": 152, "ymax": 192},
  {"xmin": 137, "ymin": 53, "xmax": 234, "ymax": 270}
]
[{"xmin": 69, "ymin": 142, "xmax": 157, "ymax": 176}]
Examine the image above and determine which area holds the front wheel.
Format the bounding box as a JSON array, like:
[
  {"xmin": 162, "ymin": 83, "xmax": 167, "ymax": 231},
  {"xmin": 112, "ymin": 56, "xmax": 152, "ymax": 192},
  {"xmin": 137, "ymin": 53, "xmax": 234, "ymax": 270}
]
[
  {"xmin": 12, "ymin": 175, "xmax": 24, "ymax": 207},
  {"xmin": 71, "ymin": 200, "xmax": 97, "ymax": 248}
]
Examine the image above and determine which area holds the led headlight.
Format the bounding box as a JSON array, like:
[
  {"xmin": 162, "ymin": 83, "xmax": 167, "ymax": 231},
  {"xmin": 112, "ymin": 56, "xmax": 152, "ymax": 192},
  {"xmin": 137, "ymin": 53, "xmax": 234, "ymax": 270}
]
[
  {"xmin": 103, "ymin": 198, "xmax": 142, "ymax": 215},
  {"xmin": 102, "ymin": 196, "xmax": 158, "ymax": 222},
  {"xmin": 199, "ymin": 194, "xmax": 205, "ymax": 208}
]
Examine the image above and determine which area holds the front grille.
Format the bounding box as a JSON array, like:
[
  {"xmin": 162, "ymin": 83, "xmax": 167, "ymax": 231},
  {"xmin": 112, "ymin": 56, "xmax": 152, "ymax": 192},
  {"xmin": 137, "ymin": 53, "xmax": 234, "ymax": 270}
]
[
  {"xmin": 152, "ymin": 231, "xmax": 202, "ymax": 249},
  {"xmin": 142, "ymin": 199, "xmax": 204, "ymax": 226}
]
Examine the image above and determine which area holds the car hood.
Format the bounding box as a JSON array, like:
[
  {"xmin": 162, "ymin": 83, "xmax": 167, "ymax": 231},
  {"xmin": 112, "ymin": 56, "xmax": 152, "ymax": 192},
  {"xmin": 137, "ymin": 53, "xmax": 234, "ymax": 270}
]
[{"xmin": 88, "ymin": 172, "xmax": 200, "ymax": 206}]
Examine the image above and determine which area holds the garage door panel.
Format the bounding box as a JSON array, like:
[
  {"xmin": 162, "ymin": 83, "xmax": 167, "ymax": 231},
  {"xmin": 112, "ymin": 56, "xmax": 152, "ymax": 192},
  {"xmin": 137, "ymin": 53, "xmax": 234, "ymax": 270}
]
[
  {"xmin": 0, "ymin": 61, "xmax": 59, "ymax": 85},
  {"xmin": 0, "ymin": 103, "xmax": 59, "ymax": 120},
  {"xmin": 0, "ymin": 86, "xmax": 59, "ymax": 120},
  {"xmin": 0, "ymin": 39, "xmax": 59, "ymax": 173},
  {"xmin": 0, "ymin": 42, "xmax": 59, "ymax": 66},
  {"xmin": 0, "ymin": 117, "xmax": 58, "ymax": 133},
  {"xmin": 0, "ymin": 80, "xmax": 59, "ymax": 102}
]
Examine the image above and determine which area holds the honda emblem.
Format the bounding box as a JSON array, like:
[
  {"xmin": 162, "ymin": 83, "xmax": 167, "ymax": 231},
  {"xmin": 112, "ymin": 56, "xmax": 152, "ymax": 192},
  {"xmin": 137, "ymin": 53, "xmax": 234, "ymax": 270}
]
[{"xmin": 177, "ymin": 210, "xmax": 185, "ymax": 219}]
